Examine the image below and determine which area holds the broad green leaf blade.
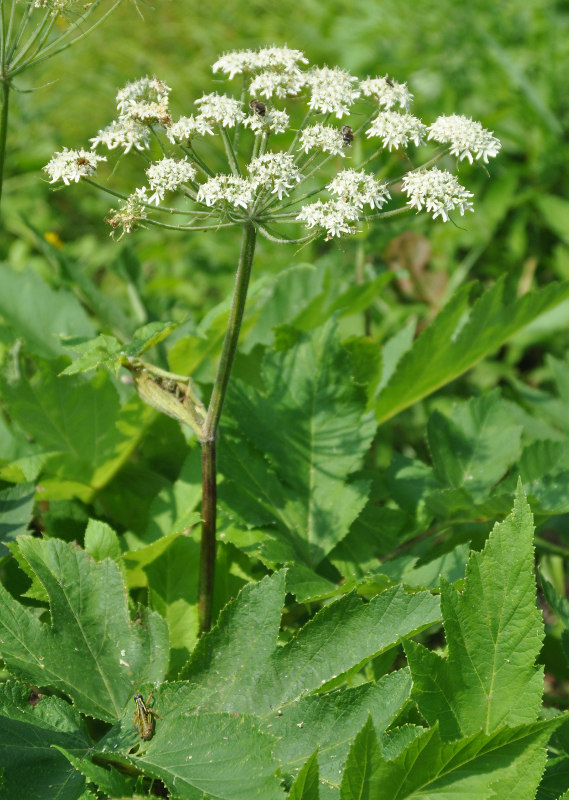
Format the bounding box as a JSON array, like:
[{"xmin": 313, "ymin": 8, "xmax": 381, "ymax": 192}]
[
  {"xmin": 222, "ymin": 320, "xmax": 376, "ymax": 567},
  {"xmin": 273, "ymin": 669, "xmax": 412, "ymax": 795},
  {"xmin": 406, "ymin": 486, "xmax": 543, "ymax": 740},
  {"xmin": 269, "ymin": 586, "xmax": 439, "ymax": 703},
  {"xmin": 128, "ymin": 710, "xmax": 283, "ymax": 800},
  {"xmin": 339, "ymin": 717, "xmax": 563, "ymax": 800},
  {"xmin": 181, "ymin": 572, "xmax": 440, "ymax": 713},
  {"xmin": 179, "ymin": 571, "xmax": 287, "ymax": 709},
  {"xmin": 0, "ymin": 265, "xmax": 94, "ymax": 359},
  {"xmin": 84, "ymin": 519, "xmax": 122, "ymax": 562},
  {"xmin": 339, "ymin": 716, "xmax": 381, "ymax": 800},
  {"xmin": 427, "ymin": 391, "xmax": 522, "ymax": 501},
  {"xmin": 375, "ymin": 279, "xmax": 569, "ymax": 424},
  {"xmin": 289, "ymin": 751, "xmax": 320, "ymax": 800},
  {"xmin": 145, "ymin": 533, "xmax": 201, "ymax": 677},
  {"xmin": 0, "ymin": 537, "xmax": 168, "ymax": 722},
  {"xmin": 0, "ymin": 680, "xmax": 91, "ymax": 800},
  {"xmin": 61, "ymin": 321, "xmax": 182, "ymax": 376},
  {"xmin": 55, "ymin": 747, "xmax": 136, "ymax": 798},
  {"xmin": 0, "ymin": 480, "xmax": 35, "ymax": 556}
]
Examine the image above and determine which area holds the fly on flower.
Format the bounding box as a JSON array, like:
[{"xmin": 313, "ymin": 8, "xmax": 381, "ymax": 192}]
[{"xmin": 133, "ymin": 692, "xmax": 160, "ymax": 740}]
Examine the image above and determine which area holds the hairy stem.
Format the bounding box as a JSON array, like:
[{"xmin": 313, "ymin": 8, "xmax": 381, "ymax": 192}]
[{"xmin": 197, "ymin": 222, "xmax": 257, "ymax": 634}]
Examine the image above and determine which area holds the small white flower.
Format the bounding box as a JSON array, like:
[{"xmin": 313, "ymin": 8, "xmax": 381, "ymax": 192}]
[
  {"xmin": 297, "ymin": 198, "xmax": 360, "ymax": 239},
  {"xmin": 213, "ymin": 46, "xmax": 309, "ymax": 78},
  {"xmin": 146, "ymin": 157, "xmax": 197, "ymax": 205},
  {"xmin": 195, "ymin": 93, "xmax": 246, "ymax": 128},
  {"xmin": 243, "ymin": 109, "xmax": 290, "ymax": 135},
  {"xmin": 107, "ymin": 187, "xmax": 149, "ymax": 236},
  {"xmin": 249, "ymin": 70, "xmax": 306, "ymax": 99},
  {"xmin": 254, "ymin": 46, "xmax": 309, "ymax": 71},
  {"xmin": 90, "ymin": 117, "xmax": 150, "ymax": 153},
  {"xmin": 298, "ymin": 123, "xmax": 346, "ymax": 156},
  {"xmin": 402, "ymin": 168, "xmax": 474, "ymax": 222},
  {"xmin": 43, "ymin": 148, "xmax": 106, "ymax": 185},
  {"xmin": 366, "ymin": 111, "xmax": 426, "ymax": 150},
  {"xmin": 327, "ymin": 169, "xmax": 391, "ymax": 210},
  {"xmin": 427, "ymin": 114, "xmax": 501, "ymax": 163},
  {"xmin": 124, "ymin": 101, "xmax": 171, "ymax": 126},
  {"xmin": 116, "ymin": 76, "xmax": 171, "ymax": 115},
  {"xmin": 197, "ymin": 175, "xmax": 256, "ymax": 210},
  {"xmin": 212, "ymin": 49, "xmax": 257, "ymax": 78},
  {"xmin": 307, "ymin": 66, "xmax": 360, "ymax": 118},
  {"xmin": 359, "ymin": 76, "xmax": 413, "ymax": 111},
  {"xmin": 247, "ymin": 152, "xmax": 302, "ymax": 199},
  {"xmin": 166, "ymin": 115, "xmax": 215, "ymax": 142}
]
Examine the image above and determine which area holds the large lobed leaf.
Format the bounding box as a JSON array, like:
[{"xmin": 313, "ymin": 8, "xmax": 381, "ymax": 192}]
[
  {"xmin": 374, "ymin": 278, "xmax": 569, "ymax": 424},
  {"xmin": 220, "ymin": 320, "xmax": 376, "ymax": 567},
  {"xmin": 0, "ymin": 537, "xmax": 168, "ymax": 722},
  {"xmin": 340, "ymin": 716, "xmax": 563, "ymax": 800},
  {"xmin": 0, "ymin": 679, "xmax": 91, "ymax": 800},
  {"xmin": 406, "ymin": 484, "xmax": 544, "ymax": 739},
  {"xmin": 179, "ymin": 570, "xmax": 440, "ymax": 713}
]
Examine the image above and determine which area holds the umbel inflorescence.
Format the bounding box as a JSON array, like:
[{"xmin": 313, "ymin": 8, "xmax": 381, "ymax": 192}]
[{"xmin": 44, "ymin": 46, "xmax": 501, "ymax": 241}]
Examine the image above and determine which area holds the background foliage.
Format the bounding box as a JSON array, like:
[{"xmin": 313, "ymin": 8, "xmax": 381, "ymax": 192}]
[{"xmin": 1, "ymin": 0, "xmax": 569, "ymax": 797}]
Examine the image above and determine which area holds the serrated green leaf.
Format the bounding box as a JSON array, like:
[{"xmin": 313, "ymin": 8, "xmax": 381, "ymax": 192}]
[
  {"xmin": 127, "ymin": 709, "xmax": 283, "ymax": 800},
  {"xmin": 406, "ymin": 486, "xmax": 543, "ymax": 740},
  {"xmin": 273, "ymin": 669, "xmax": 412, "ymax": 795},
  {"xmin": 55, "ymin": 747, "xmax": 136, "ymax": 798},
  {"xmin": 62, "ymin": 321, "xmax": 182, "ymax": 376},
  {"xmin": 0, "ymin": 265, "xmax": 95, "ymax": 359},
  {"xmin": 339, "ymin": 716, "xmax": 563, "ymax": 800},
  {"xmin": 375, "ymin": 279, "xmax": 569, "ymax": 423},
  {"xmin": 339, "ymin": 716, "xmax": 381, "ymax": 800},
  {"xmin": 427, "ymin": 391, "xmax": 522, "ymax": 500},
  {"xmin": 0, "ymin": 481, "xmax": 35, "ymax": 555},
  {"xmin": 0, "ymin": 537, "xmax": 168, "ymax": 722},
  {"xmin": 84, "ymin": 519, "xmax": 122, "ymax": 561},
  {"xmin": 221, "ymin": 320, "xmax": 376, "ymax": 567},
  {"xmin": 60, "ymin": 334, "xmax": 124, "ymax": 376},
  {"xmin": 289, "ymin": 751, "xmax": 320, "ymax": 800},
  {"xmin": 0, "ymin": 679, "xmax": 90, "ymax": 800},
  {"xmin": 179, "ymin": 571, "xmax": 440, "ymax": 712}
]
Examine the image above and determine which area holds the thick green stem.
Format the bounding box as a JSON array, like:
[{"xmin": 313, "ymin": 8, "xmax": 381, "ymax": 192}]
[
  {"xmin": 197, "ymin": 222, "xmax": 257, "ymax": 634},
  {"xmin": 0, "ymin": 78, "xmax": 10, "ymax": 209}
]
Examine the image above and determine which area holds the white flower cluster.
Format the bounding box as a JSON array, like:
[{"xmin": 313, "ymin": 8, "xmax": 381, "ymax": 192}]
[
  {"xmin": 45, "ymin": 46, "xmax": 501, "ymax": 239},
  {"xmin": 402, "ymin": 168, "xmax": 474, "ymax": 222},
  {"xmin": 146, "ymin": 157, "xmax": 197, "ymax": 205},
  {"xmin": 298, "ymin": 124, "xmax": 346, "ymax": 156},
  {"xmin": 195, "ymin": 93, "xmax": 246, "ymax": 128},
  {"xmin": 107, "ymin": 188, "xmax": 149, "ymax": 237},
  {"xmin": 43, "ymin": 148, "xmax": 106, "ymax": 184},
  {"xmin": 307, "ymin": 66, "xmax": 360, "ymax": 118},
  {"xmin": 116, "ymin": 76, "xmax": 171, "ymax": 115},
  {"xmin": 327, "ymin": 169, "xmax": 390, "ymax": 210},
  {"xmin": 90, "ymin": 118, "xmax": 150, "ymax": 153},
  {"xmin": 166, "ymin": 115, "xmax": 215, "ymax": 143},
  {"xmin": 197, "ymin": 175, "xmax": 256, "ymax": 210},
  {"xmin": 249, "ymin": 71, "xmax": 306, "ymax": 100},
  {"xmin": 367, "ymin": 111, "xmax": 426, "ymax": 150},
  {"xmin": 212, "ymin": 46, "xmax": 308, "ymax": 78},
  {"xmin": 247, "ymin": 153, "xmax": 302, "ymax": 199},
  {"xmin": 297, "ymin": 199, "xmax": 361, "ymax": 240},
  {"xmin": 243, "ymin": 108, "xmax": 289, "ymax": 135},
  {"xmin": 359, "ymin": 76, "xmax": 413, "ymax": 111},
  {"xmin": 427, "ymin": 114, "xmax": 502, "ymax": 164}
]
